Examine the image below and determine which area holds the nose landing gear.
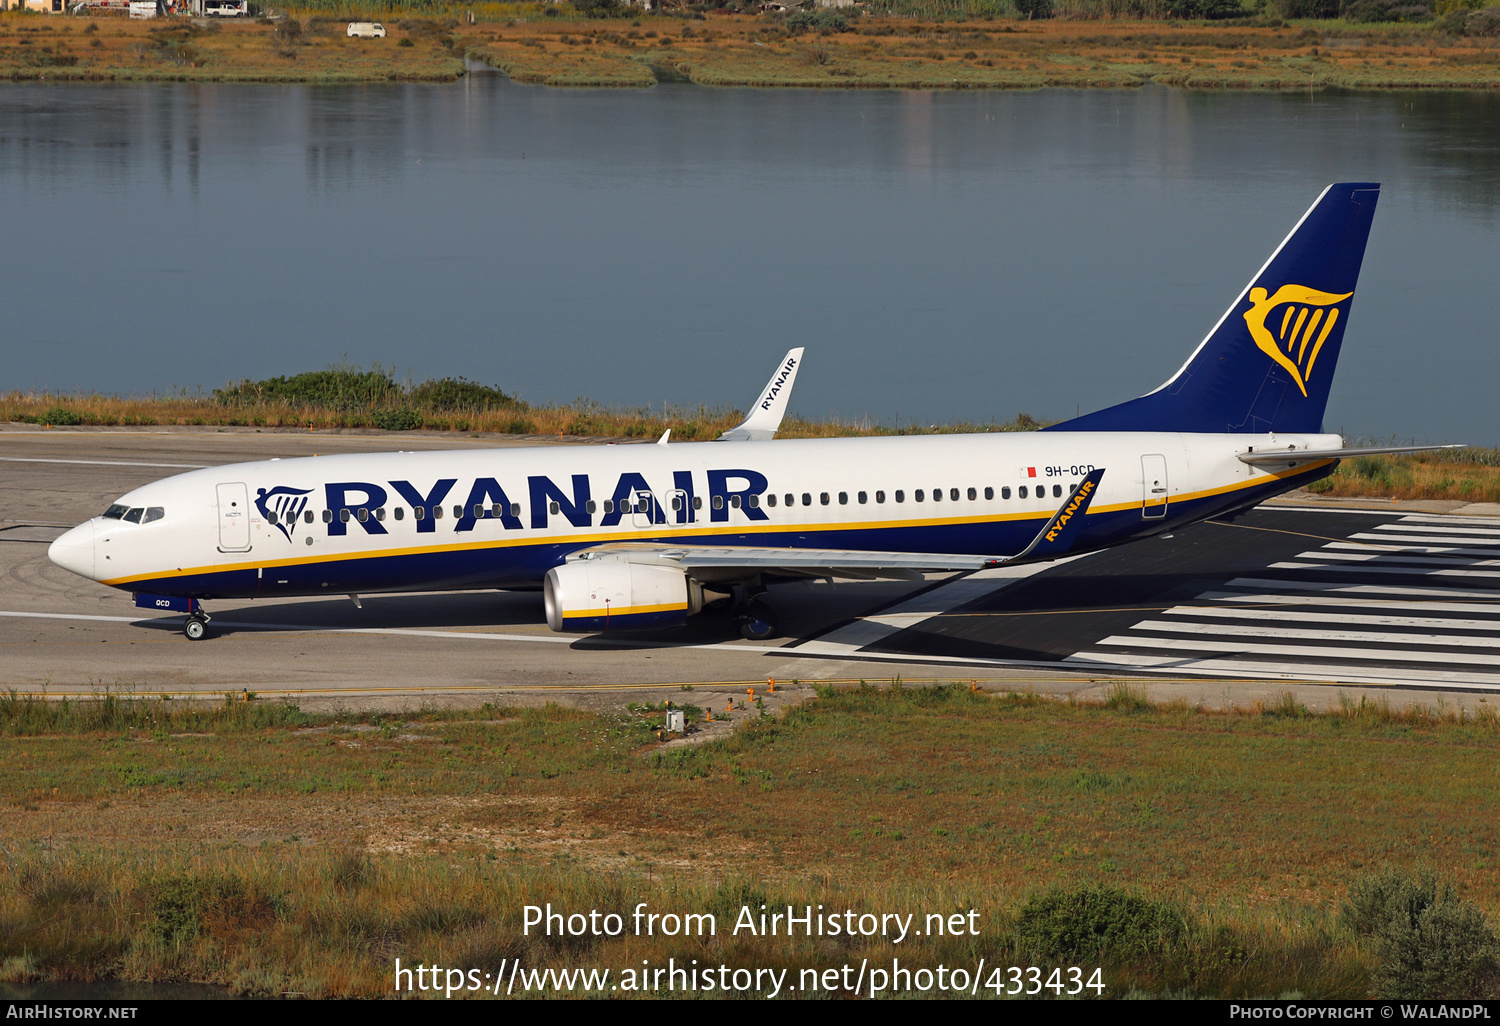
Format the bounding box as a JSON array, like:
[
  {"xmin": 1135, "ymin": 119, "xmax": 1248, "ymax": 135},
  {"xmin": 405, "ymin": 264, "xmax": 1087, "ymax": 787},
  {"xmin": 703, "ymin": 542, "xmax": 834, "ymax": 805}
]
[{"xmin": 183, "ymin": 610, "xmax": 212, "ymax": 641}]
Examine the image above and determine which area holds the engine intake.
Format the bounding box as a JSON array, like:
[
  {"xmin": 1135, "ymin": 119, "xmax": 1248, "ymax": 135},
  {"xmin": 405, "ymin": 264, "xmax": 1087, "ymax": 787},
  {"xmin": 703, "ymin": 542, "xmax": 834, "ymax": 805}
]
[{"xmin": 544, "ymin": 559, "xmax": 701, "ymax": 633}]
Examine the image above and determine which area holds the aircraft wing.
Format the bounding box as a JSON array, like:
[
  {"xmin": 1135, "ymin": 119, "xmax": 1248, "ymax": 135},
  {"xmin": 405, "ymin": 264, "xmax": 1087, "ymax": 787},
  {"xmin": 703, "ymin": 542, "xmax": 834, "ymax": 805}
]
[
  {"xmin": 718, "ymin": 348, "xmax": 804, "ymax": 441},
  {"xmin": 567, "ymin": 469, "xmax": 1107, "ymax": 580},
  {"xmin": 1238, "ymin": 443, "xmax": 1465, "ymax": 466}
]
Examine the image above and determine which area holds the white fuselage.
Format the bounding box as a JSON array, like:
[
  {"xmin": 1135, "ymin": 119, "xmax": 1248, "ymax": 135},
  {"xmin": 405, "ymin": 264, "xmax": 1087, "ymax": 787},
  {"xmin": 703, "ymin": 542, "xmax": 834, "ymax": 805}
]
[{"xmin": 48, "ymin": 430, "xmax": 1339, "ymax": 603}]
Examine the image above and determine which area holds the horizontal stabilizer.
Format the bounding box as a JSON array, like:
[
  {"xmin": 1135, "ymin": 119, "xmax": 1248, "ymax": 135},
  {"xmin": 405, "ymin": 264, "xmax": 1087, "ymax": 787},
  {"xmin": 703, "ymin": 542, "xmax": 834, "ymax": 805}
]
[
  {"xmin": 719, "ymin": 348, "xmax": 804, "ymax": 442},
  {"xmin": 1238, "ymin": 444, "xmax": 1465, "ymax": 466}
]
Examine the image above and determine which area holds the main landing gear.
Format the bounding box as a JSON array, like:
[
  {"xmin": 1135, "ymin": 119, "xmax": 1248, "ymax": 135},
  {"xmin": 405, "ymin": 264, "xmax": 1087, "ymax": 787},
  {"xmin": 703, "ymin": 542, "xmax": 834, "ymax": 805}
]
[
  {"xmin": 183, "ymin": 609, "xmax": 212, "ymax": 641},
  {"xmin": 733, "ymin": 590, "xmax": 779, "ymax": 642}
]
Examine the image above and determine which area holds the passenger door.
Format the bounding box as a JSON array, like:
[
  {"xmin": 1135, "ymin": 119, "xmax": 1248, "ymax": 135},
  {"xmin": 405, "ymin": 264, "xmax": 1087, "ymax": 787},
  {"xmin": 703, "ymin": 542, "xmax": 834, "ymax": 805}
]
[
  {"xmin": 216, "ymin": 482, "xmax": 253, "ymax": 552},
  {"xmin": 1140, "ymin": 455, "xmax": 1168, "ymax": 520}
]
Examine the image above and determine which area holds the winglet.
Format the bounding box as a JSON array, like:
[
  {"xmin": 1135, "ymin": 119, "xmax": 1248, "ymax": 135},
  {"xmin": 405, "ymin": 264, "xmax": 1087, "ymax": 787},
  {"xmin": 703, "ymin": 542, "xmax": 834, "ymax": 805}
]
[
  {"xmin": 718, "ymin": 348, "xmax": 804, "ymax": 442},
  {"xmin": 995, "ymin": 468, "xmax": 1107, "ymax": 565}
]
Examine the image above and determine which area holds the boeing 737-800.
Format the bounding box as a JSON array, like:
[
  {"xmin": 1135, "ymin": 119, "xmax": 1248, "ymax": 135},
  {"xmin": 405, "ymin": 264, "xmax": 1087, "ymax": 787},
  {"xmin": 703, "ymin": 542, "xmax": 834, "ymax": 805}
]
[{"xmin": 48, "ymin": 183, "xmax": 1457, "ymax": 642}]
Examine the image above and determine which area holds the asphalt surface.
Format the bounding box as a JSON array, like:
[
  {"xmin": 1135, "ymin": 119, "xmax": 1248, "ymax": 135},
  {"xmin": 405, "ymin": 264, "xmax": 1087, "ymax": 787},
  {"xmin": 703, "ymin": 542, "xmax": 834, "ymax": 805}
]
[{"xmin": 4, "ymin": 426, "xmax": 1498, "ymax": 711}]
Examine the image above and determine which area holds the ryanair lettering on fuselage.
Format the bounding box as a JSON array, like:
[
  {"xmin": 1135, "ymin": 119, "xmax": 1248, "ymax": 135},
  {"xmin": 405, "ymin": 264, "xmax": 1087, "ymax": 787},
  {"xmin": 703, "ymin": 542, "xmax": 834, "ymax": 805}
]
[{"xmin": 311, "ymin": 469, "xmax": 771, "ymax": 540}]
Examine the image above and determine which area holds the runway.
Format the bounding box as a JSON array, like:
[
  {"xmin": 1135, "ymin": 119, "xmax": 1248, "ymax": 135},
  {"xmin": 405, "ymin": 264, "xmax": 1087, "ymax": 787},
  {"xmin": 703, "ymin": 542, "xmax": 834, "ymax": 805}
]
[{"xmin": 4, "ymin": 427, "xmax": 1498, "ymax": 707}]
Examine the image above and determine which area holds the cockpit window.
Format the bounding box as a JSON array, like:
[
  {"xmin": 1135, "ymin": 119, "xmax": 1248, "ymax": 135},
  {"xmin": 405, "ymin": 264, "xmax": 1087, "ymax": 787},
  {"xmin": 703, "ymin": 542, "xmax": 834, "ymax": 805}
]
[
  {"xmin": 142, "ymin": 507, "xmax": 165, "ymax": 524},
  {"xmin": 123, "ymin": 508, "xmax": 145, "ymax": 524},
  {"xmin": 103, "ymin": 504, "xmax": 128, "ymax": 520}
]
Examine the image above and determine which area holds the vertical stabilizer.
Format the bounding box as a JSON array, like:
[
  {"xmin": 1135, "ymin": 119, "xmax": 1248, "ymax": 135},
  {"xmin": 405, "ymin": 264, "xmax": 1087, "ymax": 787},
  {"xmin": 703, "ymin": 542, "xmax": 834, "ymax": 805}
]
[{"xmin": 1046, "ymin": 183, "xmax": 1380, "ymax": 434}]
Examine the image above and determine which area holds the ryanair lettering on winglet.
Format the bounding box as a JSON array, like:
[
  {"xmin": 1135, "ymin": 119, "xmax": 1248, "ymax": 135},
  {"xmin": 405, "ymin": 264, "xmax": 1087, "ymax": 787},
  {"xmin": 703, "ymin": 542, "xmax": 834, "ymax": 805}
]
[
  {"xmin": 758, "ymin": 356, "xmax": 798, "ymax": 412},
  {"xmin": 1044, "ymin": 478, "xmax": 1096, "ymax": 543},
  {"xmin": 1243, "ymin": 284, "xmax": 1353, "ymax": 397}
]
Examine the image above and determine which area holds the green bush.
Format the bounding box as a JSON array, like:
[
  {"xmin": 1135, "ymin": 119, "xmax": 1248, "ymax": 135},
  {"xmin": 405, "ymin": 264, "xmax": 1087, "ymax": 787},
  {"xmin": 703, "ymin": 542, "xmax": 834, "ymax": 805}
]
[
  {"xmin": 407, "ymin": 377, "xmax": 522, "ymax": 412},
  {"xmin": 214, "ymin": 363, "xmax": 398, "ymax": 410},
  {"xmin": 150, "ymin": 874, "xmax": 281, "ymax": 944},
  {"xmin": 1342, "ymin": 869, "xmax": 1500, "ymax": 998},
  {"xmin": 1015, "ymin": 887, "xmax": 1188, "ymax": 961},
  {"xmin": 372, "ymin": 407, "xmax": 422, "ymax": 431},
  {"xmin": 32, "ymin": 406, "xmax": 83, "ymax": 426},
  {"xmin": 786, "ymin": 8, "xmax": 852, "ymax": 33}
]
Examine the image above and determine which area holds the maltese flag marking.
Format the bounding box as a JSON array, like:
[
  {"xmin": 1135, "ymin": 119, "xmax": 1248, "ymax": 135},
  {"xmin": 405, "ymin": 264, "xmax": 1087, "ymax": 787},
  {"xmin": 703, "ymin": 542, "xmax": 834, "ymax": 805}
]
[{"xmin": 1020, "ymin": 467, "xmax": 1037, "ymax": 478}]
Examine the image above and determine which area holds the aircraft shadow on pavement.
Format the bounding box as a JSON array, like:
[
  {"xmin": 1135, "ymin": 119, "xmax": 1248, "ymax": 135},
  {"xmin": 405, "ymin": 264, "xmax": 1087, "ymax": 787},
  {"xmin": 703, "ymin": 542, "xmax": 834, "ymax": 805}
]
[{"xmin": 125, "ymin": 579, "xmax": 922, "ymax": 647}]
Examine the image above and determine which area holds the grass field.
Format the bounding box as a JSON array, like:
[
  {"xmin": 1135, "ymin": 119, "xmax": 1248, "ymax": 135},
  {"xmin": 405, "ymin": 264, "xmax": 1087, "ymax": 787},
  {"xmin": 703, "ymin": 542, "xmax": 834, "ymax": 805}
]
[
  {"xmin": 2, "ymin": 9, "xmax": 1498, "ymax": 88},
  {"xmin": 4, "ymin": 685, "xmax": 1500, "ymax": 997}
]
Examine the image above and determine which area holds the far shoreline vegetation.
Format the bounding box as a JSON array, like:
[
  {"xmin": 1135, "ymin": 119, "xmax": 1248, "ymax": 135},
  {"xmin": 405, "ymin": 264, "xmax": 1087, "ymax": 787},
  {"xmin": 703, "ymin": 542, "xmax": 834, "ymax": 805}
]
[
  {"xmin": 1, "ymin": 0, "xmax": 1498, "ymax": 89},
  {"xmin": 6, "ymin": 363, "xmax": 1500, "ymax": 503}
]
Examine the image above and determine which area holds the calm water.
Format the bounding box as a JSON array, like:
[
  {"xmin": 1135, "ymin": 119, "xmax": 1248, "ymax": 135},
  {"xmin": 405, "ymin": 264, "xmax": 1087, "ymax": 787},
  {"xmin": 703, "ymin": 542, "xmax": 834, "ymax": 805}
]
[{"xmin": 2, "ymin": 79, "xmax": 1497, "ymax": 442}]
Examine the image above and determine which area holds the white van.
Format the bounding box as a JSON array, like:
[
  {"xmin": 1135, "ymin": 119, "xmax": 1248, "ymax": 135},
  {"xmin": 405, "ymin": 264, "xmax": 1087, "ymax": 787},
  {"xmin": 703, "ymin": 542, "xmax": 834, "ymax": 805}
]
[{"xmin": 346, "ymin": 22, "xmax": 386, "ymax": 38}]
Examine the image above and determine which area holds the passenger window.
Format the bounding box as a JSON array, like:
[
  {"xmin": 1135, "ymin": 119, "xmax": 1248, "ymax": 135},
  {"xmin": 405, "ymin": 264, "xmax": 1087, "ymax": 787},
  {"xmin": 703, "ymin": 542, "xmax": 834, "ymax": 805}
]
[
  {"xmin": 802, "ymin": 493, "xmax": 812, "ymax": 506},
  {"xmin": 604, "ymin": 500, "xmax": 614, "ymax": 514},
  {"xmin": 876, "ymin": 490, "xmax": 885, "ymax": 503},
  {"xmin": 549, "ymin": 501, "xmax": 560, "ymax": 515},
  {"xmin": 340, "ymin": 509, "xmax": 352, "ymax": 523},
  {"xmin": 304, "ymin": 510, "xmax": 314, "ymax": 524},
  {"xmin": 1019, "ymin": 486, "xmax": 1028, "ymax": 499},
  {"xmin": 820, "ymin": 493, "xmax": 830, "ymax": 506},
  {"xmin": 473, "ymin": 504, "xmax": 484, "ymax": 518},
  {"xmin": 838, "ymin": 492, "xmax": 848, "ymax": 505},
  {"xmin": 915, "ymin": 490, "xmax": 924, "ymax": 502},
  {"xmin": 323, "ymin": 509, "xmax": 333, "ymax": 523},
  {"xmin": 394, "ymin": 507, "xmax": 405, "ymax": 521},
  {"xmin": 748, "ymin": 494, "xmax": 759, "ymax": 509},
  {"xmin": 671, "ymin": 496, "xmax": 683, "ymax": 511},
  {"xmin": 858, "ymin": 491, "xmax": 867, "ymax": 504},
  {"xmin": 415, "ymin": 506, "xmax": 426, "ymax": 521},
  {"xmin": 103, "ymin": 504, "xmax": 128, "ymax": 520},
  {"xmin": 731, "ymin": 495, "xmax": 742, "ymax": 509},
  {"xmin": 433, "ymin": 506, "xmax": 443, "ymax": 519},
  {"xmin": 586, "ymin": 500, "xmax": 597, "ymax": 514},
  {"xmin": 1001, "ymin": 487, "xmax": 1010, "ymax": 500},
  {"xmin": 1053, "ymin": 484, "xmax": 1062, "ymax": 498},
  {"xmin": 895, "ymin": 490, "xmax": 904, "ymax": 503},
  {"xmin": 767, "ymin": 494, "xmax": 777, "ymax": 508},
  {"xmin": 1069, "ymin": 483, "xmax": 1077, "ymax": 494},
  {"xmin": 952, "ymin": 488, "xmax": 962, "ymax": 501},
  {"xmin": 267, "ymin": 511, "xmax": 279, "ymax": 526},
  {"xmin": 511, "ymin": 504, "xmax": 521, "ymax": 518},
  {"xmin": 453, "ymin": 505, "xmax": 463, "ymax": 519},
  {"xmin": 713, "ymin": 495, "xmax": 724, "ymax": 510},
  {"xmin": 142, "ymin": 508, "xmax": 165, "ymax": 524},
  {"xmin": 932, "ymin": 489, "xmax": 941, "ymax": 502},
  {"xmin": 785, "ymin": 494, "xmax": 794, "ymax": 507},
  {"xmin": 357, "ymin": 508, "xmax": 369, "ymax": 522},
  {"xmin": 984, "ymin": 487, "xmax": 993, "ymax": 500},
  {"xmin": 693, "ymin": 496, "xmax": 703, "ymax": 510},
  {"xmin": 376, "ymin": 508, "xmax": 386, "ymax": 521}
]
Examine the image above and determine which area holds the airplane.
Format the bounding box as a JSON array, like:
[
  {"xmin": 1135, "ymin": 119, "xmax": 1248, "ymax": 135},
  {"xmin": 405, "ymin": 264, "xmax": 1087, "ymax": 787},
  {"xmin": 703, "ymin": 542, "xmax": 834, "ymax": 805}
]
[{"xmin": 48, "ymin": 182, "xmax": 1460, "ymax": 643}]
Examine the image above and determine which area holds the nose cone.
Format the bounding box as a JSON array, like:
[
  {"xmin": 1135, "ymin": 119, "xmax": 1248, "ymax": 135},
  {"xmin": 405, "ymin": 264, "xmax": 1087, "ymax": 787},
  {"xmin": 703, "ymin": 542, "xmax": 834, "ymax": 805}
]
[{"xmin": 48, "ymin": 521, "xmax": 97, "ymax": 581}]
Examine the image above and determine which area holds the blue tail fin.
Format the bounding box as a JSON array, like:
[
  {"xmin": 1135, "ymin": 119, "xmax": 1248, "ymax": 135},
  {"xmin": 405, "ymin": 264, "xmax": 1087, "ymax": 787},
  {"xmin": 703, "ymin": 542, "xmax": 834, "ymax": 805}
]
[{"xmin": 1046, "ymin": 183, "xmax": 1380, "ymax": 435}]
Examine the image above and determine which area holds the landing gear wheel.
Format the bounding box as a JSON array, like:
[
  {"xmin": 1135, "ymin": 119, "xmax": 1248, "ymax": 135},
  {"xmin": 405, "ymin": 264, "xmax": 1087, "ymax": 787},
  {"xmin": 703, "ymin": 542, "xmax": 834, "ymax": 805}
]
[
  {"xmin": 736, "ymin": 601, "xmax": 778, "ymax": 641},
  {"xmin": 183, "ymin": 615, "xmax": 210, "ymax": 641}
]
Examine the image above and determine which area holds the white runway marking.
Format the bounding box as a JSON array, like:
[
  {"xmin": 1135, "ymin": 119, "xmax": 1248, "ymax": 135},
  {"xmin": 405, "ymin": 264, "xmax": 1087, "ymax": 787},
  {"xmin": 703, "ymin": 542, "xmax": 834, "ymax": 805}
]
[
  {"xmin": 0, "ymin": 457, "xmax": 210, "ymax": 469},
  {"xmin": 791, "ymin": 557, "xmax": 1086, "ymax": 658},
  {"xmin": 1081, "ymin": 510, "xmax": 1500, "ymax": 687}
]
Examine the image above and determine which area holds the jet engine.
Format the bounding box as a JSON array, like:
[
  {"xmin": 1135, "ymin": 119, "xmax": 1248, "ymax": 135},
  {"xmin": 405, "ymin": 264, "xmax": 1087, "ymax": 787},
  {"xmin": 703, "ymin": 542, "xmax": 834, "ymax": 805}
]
[{"xmin": 544, "ymin": 559, "xmax": 703, "ymax": 633}]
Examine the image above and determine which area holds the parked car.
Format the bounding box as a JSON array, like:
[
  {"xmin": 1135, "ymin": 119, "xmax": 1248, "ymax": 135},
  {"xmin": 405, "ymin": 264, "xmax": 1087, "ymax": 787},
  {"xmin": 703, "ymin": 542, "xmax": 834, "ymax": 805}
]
[{"xmin": 347, "ymin": 22, "xmax": 386, "ymax": 38}]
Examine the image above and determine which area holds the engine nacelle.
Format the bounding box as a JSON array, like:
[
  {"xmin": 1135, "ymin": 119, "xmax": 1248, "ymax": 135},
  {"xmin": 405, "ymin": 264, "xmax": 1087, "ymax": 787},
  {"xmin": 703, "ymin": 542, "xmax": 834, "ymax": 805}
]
[{"xmin": 544, "ymin": 559, "xmax": 702, "ymax": 633}]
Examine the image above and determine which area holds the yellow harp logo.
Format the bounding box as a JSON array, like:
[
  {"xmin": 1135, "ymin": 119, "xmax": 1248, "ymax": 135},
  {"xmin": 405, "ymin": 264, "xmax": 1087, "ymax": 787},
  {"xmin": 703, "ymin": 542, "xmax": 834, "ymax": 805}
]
[{"xmin": 1242, "ymin": 284, "xmax": 1353, "ymax": 397}]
